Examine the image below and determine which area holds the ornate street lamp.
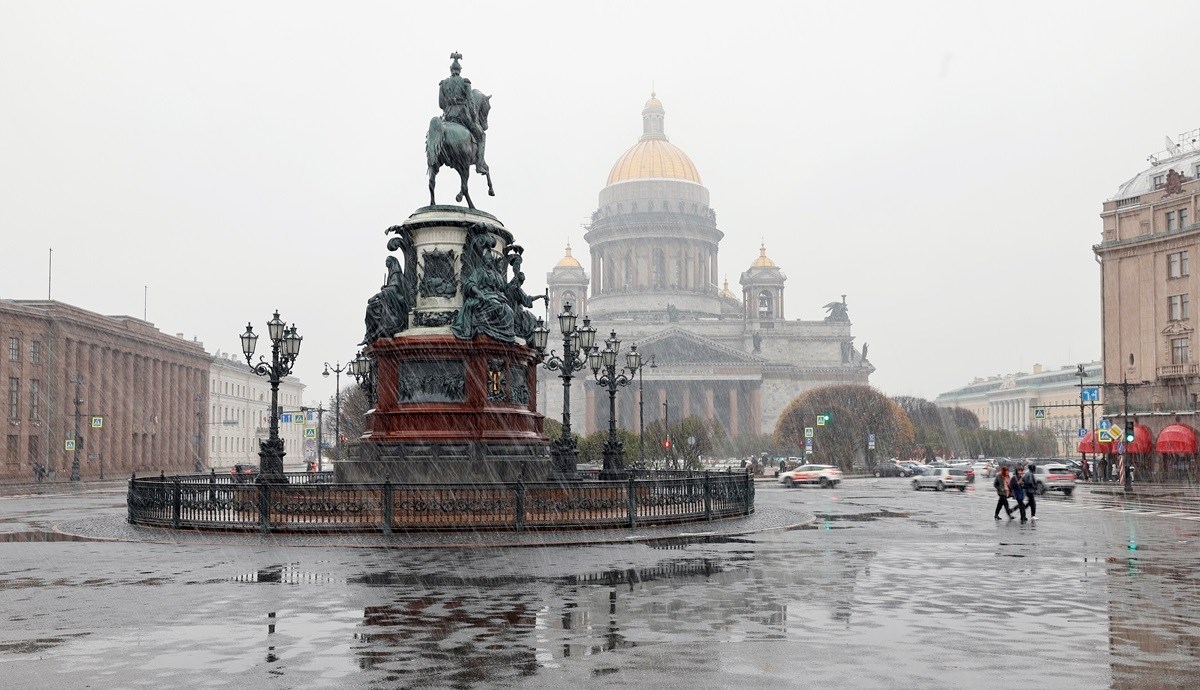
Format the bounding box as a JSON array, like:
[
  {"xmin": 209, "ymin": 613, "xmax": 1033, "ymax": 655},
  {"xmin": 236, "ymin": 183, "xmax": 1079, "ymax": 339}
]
[
  {"xmin": 530, "ymin": 301, "xmax": 596, "ymax": 479},
  {"xmin": 590, "ymin": 334, "xmax": 639, "ymax": 480},
  {"xmin": 241, "ymin": 311, "xmax": 302, "ymax": 482},
  {"xmin": 322, "ymin": 359, "xmax": 351, "ymax": 469},
  {"xmin": 637, "ymin": 354, "xmax": 657, "ymax": 468},
  {"xmin": 350, "ymin": 349, "xmax": 377, "ymax": 407}
]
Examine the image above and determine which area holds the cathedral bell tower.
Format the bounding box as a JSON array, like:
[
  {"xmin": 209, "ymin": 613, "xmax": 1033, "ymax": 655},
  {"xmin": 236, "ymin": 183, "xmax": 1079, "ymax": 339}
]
[
  {"xmin": 546, "ymin": 243, "xmax": 589, "ymax": 319},
  {"xmin": 740, "ymin": 244, "xmax": 786, "ymax": 328}
]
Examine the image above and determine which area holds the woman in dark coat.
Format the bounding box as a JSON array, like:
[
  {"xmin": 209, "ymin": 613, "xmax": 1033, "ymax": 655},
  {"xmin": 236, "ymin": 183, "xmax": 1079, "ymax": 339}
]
[{"xmin": 993, "ymin": 466, "xmax": 1014, "ymax": 520}]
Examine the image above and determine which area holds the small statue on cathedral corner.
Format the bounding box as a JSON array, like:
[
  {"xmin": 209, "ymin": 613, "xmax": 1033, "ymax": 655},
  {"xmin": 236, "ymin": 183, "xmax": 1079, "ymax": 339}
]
[
  {"xmin": 666, "ymin": 303, "xmax": 680, "ymax": 322},
  {"xmin": 823, "ymin": 295, "xmax": 850, "ymax": 323},
  {"xmin": 752, "ymin": 331, "xmax": 762, "ymax": 353}
]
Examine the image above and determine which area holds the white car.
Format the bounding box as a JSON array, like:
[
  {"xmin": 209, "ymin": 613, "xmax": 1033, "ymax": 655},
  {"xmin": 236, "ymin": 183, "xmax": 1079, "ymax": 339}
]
[
  {"xmin": 779, "ymin": 464, "xmax": 842, "ymax": 488},
  {"xmin": 911, "ymin": 467, "xmax": 968, "ymax": 492},
  {"xmin": 1027, "ymin": 463, "xmax": 1076, "ymax": 496},
  {"xmin": 971, "ymin": 461, "xmax": 992, "ymax": 478}
]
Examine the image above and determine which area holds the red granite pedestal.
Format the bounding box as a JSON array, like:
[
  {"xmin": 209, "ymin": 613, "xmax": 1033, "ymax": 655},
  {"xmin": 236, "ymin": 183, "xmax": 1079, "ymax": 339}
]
[{"xmin": 338, "ymin": 335, "xmax": 551, "ymax": 483}]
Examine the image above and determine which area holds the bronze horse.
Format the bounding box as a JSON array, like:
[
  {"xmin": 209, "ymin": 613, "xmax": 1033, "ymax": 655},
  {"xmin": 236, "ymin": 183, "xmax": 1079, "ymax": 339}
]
[{"xmin": 426, "ymin": 91, "xmax": 493, "ymax": 208}]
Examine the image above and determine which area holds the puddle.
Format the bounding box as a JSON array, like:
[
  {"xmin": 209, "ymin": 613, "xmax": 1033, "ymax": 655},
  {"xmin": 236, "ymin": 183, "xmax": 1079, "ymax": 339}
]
[{"xmin": 0, "ymin": 633, "xmax": 90, "ymax": 654}]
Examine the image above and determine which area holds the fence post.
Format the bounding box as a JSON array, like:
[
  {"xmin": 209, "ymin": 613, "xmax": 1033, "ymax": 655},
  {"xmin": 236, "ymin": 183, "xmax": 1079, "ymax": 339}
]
[
  {"xmin": 209, "ymin": 469, "xmax": 217, "ymax": 503},
  {"xmin": 627, "ymin": 475, "xmax": 636, "ymax": 528},
  {"xmin": 704, "ymin": 471, "xmax": 712, "ymax": 521},
  {"xmin": 745, "ymin": 471, "xmax": 753, "ymax": 513},
  {"xmin": 258, "ymin": 481, "xmax": 270, "ymax": 534},
  {"xmin": 511, "ymin": 478, "xmax": 525, "ymax": 532},
  {"xmin": 172, "ymin": 478, "xmax": 182, "ymax": 529},
  {"xmin": 382, "ymin": 480, "xmax": 393, "ymax": 534}
]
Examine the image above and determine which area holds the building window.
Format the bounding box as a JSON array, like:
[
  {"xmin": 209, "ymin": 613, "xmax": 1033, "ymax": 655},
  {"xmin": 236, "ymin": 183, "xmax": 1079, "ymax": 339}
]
[
  {"xmin": 1181, "ymin": 208, "xmax": 1190, "ymax": 228},
  {"xmin": 1169, "ymin": 251, "xmax": 1190, "ymax": 278},
  {"xmin": 1154, "ymin": 174, "xmax": 1166, "ymax": 188},
  {"xmin": 7, "ymin": 378, "xmax": 18, "ymax": 419},
  {"xmin": 1169, "ymin": 293, "xmax": 1190, "ymax": 320},
  {"xmin": 29, "ymin": 341, "xmax": 40, "ymax": 365},
  {"xmin": 1166, "ymin": 211, "xmax": 1176, "ymax": 231},
  {"xmin": 6, "ymin": 435, "xmax": 17, "ymax": 464},
  {"xmin": 7, "ymin": 338, "xmax": 18, "ymax": 362},
  {"xmin": 28, "ymin": 434, "xmax": 38, "ymax": 465},
  {"xmin": 1172, "ymin": 337, "xmax": 1191, "ymax": 365},
  {"xmin": 29, "ymin": 380, "xmax": 40, "ymax": 421}
]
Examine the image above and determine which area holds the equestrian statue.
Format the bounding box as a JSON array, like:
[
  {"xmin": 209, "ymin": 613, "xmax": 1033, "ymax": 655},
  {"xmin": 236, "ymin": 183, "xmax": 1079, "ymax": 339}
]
[{"xmin": 427, "ymin": 52, "xmax": 494, "ymax": 209}]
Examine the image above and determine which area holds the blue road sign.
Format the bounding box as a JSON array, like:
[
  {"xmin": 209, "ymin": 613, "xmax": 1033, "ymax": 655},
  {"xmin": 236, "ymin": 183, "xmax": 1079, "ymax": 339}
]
[
  {"xmin": 1078, "ymin": 428, "xmax": 1088, "ymax": 438},
  {"xmin": 280, "ymin": 413, "xmax": 292, "ymax": 424},
  {"xmin": 805, "ymin": 438, "xmax": 813, "ymax": 448},
  {"xmin": 868, "ymin": 433, "xmax": 876, "ymax": 443},
  {"xmin": 1099, "ymin": 419, "xmax": 1111, "ymax": 430},
  {"xmin": 1082, "ymin": 387, "xmax": 1100, "ymax": 402}
]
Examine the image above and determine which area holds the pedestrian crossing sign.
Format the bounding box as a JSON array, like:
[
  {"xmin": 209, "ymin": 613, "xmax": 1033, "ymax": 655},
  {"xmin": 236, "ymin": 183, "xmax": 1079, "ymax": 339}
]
[
  {"xmin": 804, "ymin": 427, "xmax": 814, "ymax": 438},
  {"xmin": 1034, "ymin": 408, "xmax": 1045, "ymax": 419},
  {"xmin": 304, "ymin": 428, "xmax": 316, "ymax": 439},
  {"xmin": 64, "ymin": 439, "xmax": 76, "ymax": 451}
]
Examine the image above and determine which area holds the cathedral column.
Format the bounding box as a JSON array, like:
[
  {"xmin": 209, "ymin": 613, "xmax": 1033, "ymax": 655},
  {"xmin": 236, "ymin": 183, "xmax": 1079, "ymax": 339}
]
[
  {"xmin": 704, "ymin": 387, "xmax": 715, "ymax": 422},
  {"xmin": 584, "ymin": 387, "xmax": 596, "ymax": 436},
  {"xmin": 682, "ymin": 385, "xmax": 691, "ymax": 418},
  {"xmin": 752, "ymin": 387, "xmax": 762, "ymax": 435},
  {"xmin": 729, "ymin": 386, "xmax": 739, "ymax": 438},
  {"xmin": 711, "ymin": 251, "xmax": 718, "ymax": 288}
]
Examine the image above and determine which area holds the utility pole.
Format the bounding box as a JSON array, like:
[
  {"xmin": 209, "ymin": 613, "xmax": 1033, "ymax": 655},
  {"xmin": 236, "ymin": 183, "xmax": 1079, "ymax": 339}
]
[
  {"xmin": 1119, "ymin": 375, "xmax": 1134, "ymax": 492},
  {"xmin": 1076, "ymin": 364, "xmax": 1089, "ymax": 480},
  {"xmin": 194, "ymin": 394, "xmax": 205, "ymax": 474},
  {"xmin": 70, "ymin": 375, "xmax": 83, "ymax": 481}
]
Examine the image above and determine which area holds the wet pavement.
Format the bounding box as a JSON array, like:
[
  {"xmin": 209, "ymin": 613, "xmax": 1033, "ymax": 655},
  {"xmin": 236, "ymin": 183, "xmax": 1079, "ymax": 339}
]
[{"xmin": 2, "ymin": 479, "xmax": 1199, "ymax": 688}]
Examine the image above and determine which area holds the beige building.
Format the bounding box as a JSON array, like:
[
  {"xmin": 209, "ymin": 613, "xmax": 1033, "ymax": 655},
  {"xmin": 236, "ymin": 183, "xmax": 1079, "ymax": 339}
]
[
  {"xmin": 208, "ymin": 351, "xmax": 307, "ymax": 469},
  {"xmin": 935, "ymin": 362, "xmax": 1103, "ymax": 456},
  {"xmin": 1095, "ymin": 131, "xmax": 1200, "ymax": 434}
]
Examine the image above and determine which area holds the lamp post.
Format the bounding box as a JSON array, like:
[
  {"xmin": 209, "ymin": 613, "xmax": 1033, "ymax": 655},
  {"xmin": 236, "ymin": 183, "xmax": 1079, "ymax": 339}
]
[
  {"xmin": 194, "ymin": 394, "xmax": 205, "ymax": 474},
  {"xmin": 323, "ymin": 360, "xmax": 350, "ymax": 467},
  {"xmin": 637, "ymin": 354, "xmax": 657, "ymax": 468},
  {"xmin": 1076, "ymin": 364, "xmax": 1089, "ymax": 479},
  {"xmin": 350, "ymin": 349, "xmax": 377, "ymax": 407},
  {"xmin": 529, "ymin": 302, "xmax": 597, "ymax": 479},
  {"xmin": 589, "ymin": 332, "xmax": 639, "ymax": 480},
  {"xmin": 241, "ymin": 311, "xmax": 302, "ymax": 482},
  {"xmin": 70, "ymin": 375, "xmax": 83, "ymax": 482}
]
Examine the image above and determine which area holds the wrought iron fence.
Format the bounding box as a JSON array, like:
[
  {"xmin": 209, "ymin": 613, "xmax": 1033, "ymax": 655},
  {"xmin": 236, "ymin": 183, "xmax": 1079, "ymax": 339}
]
[{"xmin": 127, "ymin": 470, "xmax": 754, "ymax": 533}]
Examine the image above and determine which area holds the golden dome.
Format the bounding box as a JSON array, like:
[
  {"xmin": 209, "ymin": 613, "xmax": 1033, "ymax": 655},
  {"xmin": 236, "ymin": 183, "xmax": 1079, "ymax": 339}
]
[
  {"xmin": 719, "ymin": 275, "xmax": 738, "ymax": 300},
  {"xmin": 555, "ymin": 243, "xmax": 582, "ymax": 269},
  {"xmin": 607, "ymin": 140, "xmax": 702, "ymax": 185},
  {"xmin": 751, "ymin": 244, "xmax": 776, "ymax": 268},
  {"xmin": 606, "ymin": 94, "xmax": 702, "ymax": 186}
]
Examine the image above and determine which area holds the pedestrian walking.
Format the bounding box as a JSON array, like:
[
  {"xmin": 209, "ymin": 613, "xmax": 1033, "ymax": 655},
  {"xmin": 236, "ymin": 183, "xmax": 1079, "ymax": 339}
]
[
  {"xmin": 1010, "ymin": 466, "xmax": 1028, "ymax": 523},
  {"xmin": 1023, "ymin": 462, "xmax": 1038, "ymax": 521},
  {"xmin": 993, "ymin": 466, "xmax": 1015, "ymax": 520}
]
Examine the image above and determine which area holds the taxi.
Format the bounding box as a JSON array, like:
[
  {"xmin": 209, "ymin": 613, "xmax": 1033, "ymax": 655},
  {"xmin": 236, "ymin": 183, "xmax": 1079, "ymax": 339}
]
[{"xmin": 778, "ymin": 464, "xmax": 842, "ymax": 488}]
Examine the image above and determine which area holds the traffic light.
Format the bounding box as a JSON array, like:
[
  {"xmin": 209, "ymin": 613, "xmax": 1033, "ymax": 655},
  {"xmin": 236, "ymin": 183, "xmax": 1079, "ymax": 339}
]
[
  {"xmin": 1124, "ymin": 421, "xmax": 1135, "ymax": 444},
  {"xmin": 663, "ymin": 439, "xmax": 672, "ymax": 450}
]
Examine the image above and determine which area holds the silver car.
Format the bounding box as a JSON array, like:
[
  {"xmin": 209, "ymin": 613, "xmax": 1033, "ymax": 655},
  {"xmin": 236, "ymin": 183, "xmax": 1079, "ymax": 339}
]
[
  {"xmin": 911, "ymin": 467, "xmax": 968, "ymax": 492},
  {"xmin": 1027, "ymin": 463, "xmax": 1076, "ymax": 496}
]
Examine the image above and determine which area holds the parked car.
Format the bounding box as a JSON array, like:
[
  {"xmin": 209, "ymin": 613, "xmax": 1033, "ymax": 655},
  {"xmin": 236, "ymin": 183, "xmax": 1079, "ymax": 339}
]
[
  {"xmin": 231, "ymin": 464, "xmax": 259, "ymax": 483},
  {"xmin": 779, "ymin": 464, "xmax": 842, "ymax": 488},
  {"xmin": 912, "ymin": 467, "xmax": 968, "ymax": 492},
  {"xmin": 873, "ymin": 462, "xmax": 912, "ymax": 478},
  {"xmin": 1027, "ymin": 463, "xmax": 1076, "ymax": 496},
  {"xmin": 971, "ymin": 461, "xmax": 992, "ymax": 478}
]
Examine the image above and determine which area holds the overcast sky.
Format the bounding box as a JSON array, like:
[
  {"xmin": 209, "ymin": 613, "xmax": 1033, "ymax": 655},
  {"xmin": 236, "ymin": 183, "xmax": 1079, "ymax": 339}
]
[{"xmin": 2, "ymin": 1, "xmax": 1197, "ymax": 405}]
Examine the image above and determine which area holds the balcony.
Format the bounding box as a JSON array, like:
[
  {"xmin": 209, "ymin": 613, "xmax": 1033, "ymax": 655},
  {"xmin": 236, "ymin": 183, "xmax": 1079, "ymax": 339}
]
[{"xmin": 1157, "ymin": 363, "xmax": 1199, "ymax": 379}]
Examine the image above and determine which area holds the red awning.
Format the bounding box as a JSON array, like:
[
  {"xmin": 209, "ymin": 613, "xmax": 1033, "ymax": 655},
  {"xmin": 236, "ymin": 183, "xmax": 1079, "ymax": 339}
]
[
  {"xmin": 1156, "ymin": 424, "xmax": 1198, "ymax": 454},
  {"xmin": 1126, "ymin": 423, "xmax": 1154, "ymax": 454},
  {"xmin": 1077, "ymin": 430, "xmax": 1114, "ymax": 454}
]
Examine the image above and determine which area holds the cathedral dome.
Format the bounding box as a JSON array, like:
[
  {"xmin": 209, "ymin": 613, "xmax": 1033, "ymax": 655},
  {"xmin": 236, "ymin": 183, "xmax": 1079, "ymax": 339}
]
[
  {"xmin": 606, "ymin": 94, "xmax": 702, "ymax": 186},
  {"xmin": 750, "ymin": 244, "xmax": 776, "ymax": 268},
  {"xmin": 719, "ymin": 276, "xmax": 738, "ymax": 300},
  {"xmin": 555, "ymin": 243, "xmax": 582, "ymax": 269}
]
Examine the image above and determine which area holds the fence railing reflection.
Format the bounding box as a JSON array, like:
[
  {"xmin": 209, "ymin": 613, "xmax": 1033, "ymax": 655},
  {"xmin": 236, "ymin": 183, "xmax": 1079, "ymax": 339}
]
[{"xmin": 127, "ymin": 470, "xmax": 754, "ymax": 533}]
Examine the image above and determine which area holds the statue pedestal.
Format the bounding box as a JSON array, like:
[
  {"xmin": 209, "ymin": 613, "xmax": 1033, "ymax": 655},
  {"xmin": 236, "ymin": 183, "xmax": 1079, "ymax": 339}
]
[
  {"xmin": 339, "ymin": 206, "xmax": 550, "ymax": 484},
  {"xmin": 339, "ymin": 335, "xmax": 549, "ymax": 483}
]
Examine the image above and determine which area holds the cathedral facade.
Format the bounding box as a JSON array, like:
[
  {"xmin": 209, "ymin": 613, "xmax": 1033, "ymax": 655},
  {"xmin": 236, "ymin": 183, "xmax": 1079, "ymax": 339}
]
[{"xmin": 541, "ymin": 96, "xmax": 872, "ymax": 439}]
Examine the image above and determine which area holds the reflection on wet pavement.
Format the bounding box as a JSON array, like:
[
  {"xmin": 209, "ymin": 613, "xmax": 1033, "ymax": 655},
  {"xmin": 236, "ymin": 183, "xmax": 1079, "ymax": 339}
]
[{"xmin": 0, "ymin": 482, "xmax": 1198, "ymax": 687}]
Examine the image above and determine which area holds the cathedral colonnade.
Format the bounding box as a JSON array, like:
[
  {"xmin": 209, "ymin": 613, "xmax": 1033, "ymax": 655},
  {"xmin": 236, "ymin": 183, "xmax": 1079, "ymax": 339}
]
[{"xmin": 584, "ymin": 380, "xmax": 760, "ymax": 441}]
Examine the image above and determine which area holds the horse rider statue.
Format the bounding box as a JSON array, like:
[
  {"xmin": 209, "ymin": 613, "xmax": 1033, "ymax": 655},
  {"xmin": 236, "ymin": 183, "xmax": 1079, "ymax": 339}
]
[{"xmin": 439, "ymin": 52, "xmax": 489, "ymax": 175}]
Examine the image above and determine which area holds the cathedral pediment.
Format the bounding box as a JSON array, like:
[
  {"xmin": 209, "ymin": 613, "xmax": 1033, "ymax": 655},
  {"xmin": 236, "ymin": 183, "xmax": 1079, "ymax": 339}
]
[{"xmin": 635, "ymin": 328, "xmax": 764, "ymax": 366}]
